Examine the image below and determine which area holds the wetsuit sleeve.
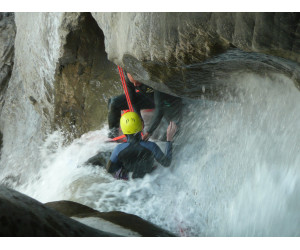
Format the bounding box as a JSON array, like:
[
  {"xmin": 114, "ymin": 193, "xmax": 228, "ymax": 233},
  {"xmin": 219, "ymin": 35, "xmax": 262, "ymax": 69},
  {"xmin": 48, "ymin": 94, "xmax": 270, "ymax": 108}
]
[
  {"xmin": 148, "ymin": 141, "xmax": 172, "ymax": 167},
  {"xmin": 147, "ymin": 90, "xmax": 164, "ymax": 135},
  {"xmin": 106, "ymin": 147, "xmax": 123, "ymax": 173}
]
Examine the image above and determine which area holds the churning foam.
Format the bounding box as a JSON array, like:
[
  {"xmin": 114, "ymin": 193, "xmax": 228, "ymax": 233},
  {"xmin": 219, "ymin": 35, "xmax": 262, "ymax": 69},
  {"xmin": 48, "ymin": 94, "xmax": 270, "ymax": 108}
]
[{"xmin": 15, "ymin": 73, "xmax": 300, "ymax": 236}]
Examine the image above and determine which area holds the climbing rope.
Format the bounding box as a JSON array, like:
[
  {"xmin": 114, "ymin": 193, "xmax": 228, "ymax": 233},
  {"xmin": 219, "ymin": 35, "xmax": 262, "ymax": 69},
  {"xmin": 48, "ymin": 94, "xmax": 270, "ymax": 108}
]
[
  {"xmin": 118, "ymin": 66, "xmax": 133, "ymax": 112},
  {"xmin": 109, "ymin": 66, "xmax": 143, "ymax": 142}
]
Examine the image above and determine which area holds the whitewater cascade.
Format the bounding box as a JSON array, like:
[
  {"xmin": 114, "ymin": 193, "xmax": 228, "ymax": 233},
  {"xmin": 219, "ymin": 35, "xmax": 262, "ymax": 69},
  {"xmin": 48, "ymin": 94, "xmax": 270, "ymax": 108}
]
[
  {"xmin": 3, "ymin": 72, "xmax": 298, "ymax": 236},
  {"xmin": 0, "ymin": 13, "xmax": 64, "ymax": 184}
]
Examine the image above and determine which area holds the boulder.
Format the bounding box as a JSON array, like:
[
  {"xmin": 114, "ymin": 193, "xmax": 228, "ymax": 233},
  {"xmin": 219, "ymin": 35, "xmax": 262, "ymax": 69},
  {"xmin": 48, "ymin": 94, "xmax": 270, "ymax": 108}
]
[
  {"xmin": 45, "ymin": 200, "xmax": 176, "ymax": 237},
  {"xmin": 0, "ymin": 13, "xmax": 15, "ymax": 106},
  {"xmin": 0, "ymin": 185, "xmax": 118, "ymax": 236}
]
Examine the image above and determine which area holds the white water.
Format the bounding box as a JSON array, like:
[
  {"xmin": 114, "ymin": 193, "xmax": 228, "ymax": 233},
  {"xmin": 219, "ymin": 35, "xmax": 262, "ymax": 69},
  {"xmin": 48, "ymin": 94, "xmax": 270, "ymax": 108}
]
[
  {"xmin": 0, "ymin": 13, "xmax": 63, "ymax": 183},
  {"xmin": 7, "ymin": 72, "xmax": 299, "ymax": 236}
]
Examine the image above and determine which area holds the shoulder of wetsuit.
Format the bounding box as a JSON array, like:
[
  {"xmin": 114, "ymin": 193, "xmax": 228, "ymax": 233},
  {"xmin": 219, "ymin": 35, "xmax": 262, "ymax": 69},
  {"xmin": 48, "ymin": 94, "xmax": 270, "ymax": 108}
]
[{"xmin": 139, "ymin": 140, "xmax": 159, "ymax": 152}]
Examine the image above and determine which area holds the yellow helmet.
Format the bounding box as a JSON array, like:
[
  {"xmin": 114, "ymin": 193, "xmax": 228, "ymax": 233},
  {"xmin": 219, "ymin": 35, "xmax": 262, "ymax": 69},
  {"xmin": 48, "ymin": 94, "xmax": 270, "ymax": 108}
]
[{"xmin": 120, "ymin": 112, "xmax": 143, "ymax": 135}]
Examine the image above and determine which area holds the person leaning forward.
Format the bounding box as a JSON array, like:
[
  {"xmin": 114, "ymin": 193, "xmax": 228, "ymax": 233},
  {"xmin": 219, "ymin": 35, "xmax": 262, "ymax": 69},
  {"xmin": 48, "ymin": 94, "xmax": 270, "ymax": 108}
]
[
  {"xmin": 107, "ymin": 71, "xmax": 182, "ymax": 140},
  {"xmin": 106, "ymin": 112, "xmax": 177, "ymax": 179}
]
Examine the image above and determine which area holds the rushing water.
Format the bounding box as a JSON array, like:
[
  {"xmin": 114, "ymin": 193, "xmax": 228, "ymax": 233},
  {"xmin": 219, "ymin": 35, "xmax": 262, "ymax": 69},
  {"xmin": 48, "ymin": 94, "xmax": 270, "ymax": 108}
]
[{"xmin": 3, "ymin": 71, "xmax": 298, "ymax": 236}]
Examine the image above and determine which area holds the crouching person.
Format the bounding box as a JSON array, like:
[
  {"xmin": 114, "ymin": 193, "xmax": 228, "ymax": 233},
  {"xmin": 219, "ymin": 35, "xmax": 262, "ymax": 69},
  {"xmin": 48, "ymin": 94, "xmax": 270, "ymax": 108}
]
[{"xmin": 106, "ymin": 112, "xmax": 177, "ymax": 179}]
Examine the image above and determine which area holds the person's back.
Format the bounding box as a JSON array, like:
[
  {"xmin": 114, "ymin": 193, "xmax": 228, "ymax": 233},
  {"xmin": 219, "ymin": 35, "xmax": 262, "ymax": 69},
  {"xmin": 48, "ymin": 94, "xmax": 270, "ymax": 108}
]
[
  {"xmin": 109, "ymin": 134, "xmax": 155, "ymax": 178},
  {"xmin": 106, "ymin": 112, "xmax": 176, "ymax": 179}
]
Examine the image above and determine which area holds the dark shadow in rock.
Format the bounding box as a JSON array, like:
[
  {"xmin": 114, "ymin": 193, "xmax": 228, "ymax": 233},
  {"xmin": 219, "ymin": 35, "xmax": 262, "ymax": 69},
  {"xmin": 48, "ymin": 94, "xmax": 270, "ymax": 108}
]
[{"xmin": 54, "ymin": 12, "xmax": 121, "ymax": 141}]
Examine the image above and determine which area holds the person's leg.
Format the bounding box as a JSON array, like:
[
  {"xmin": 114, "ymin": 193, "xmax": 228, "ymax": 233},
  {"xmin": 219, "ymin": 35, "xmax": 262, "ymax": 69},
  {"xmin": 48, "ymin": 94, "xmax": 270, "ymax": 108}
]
[{"xmin": 108, "ymin": 94, "xmax": 129, "ymax": 137}]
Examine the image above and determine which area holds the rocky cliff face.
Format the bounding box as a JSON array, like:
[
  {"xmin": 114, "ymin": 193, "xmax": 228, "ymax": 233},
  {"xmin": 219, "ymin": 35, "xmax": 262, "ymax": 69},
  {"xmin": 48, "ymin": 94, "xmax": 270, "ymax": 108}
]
[
  {"xmin": 0, "ymin": 185, "xmax": 117, "ymax": 236},
  {"xmin": 92, "ymin": 13, "xmax": 300, "ymax": 66},
  {"xmin": 92, "ymin": 13, "xmax": 300, "ymax": 96},
  {"xmin": 53, "ymin": 13, "xmax": 121, "ymax": 139},
  {"xmin": 0, "ymin": 13, "xmax": 15, "ymax": 155},
  {"xmin": 0, "ymin": 13, "xmax": 15, "ymax": 111}
]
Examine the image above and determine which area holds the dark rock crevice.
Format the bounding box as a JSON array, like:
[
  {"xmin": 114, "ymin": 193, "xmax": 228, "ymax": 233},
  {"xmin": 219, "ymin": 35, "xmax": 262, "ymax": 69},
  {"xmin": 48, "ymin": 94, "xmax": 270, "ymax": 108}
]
[{"xmin": 54, "ymin": 12, "xmax": 122, "ymax": 140}]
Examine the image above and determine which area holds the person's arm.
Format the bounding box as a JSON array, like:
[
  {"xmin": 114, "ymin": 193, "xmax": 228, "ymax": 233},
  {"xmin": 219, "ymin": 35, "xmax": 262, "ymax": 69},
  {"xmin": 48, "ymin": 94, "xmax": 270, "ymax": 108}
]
[
  {"xmin": 151, "ymin": 141, "xmax": 173, "ymax": 167},
  {"xmin": 145, "ymin": 121, "xmax": 177, "ymax": 167},
  {"xmin": 143, "ymin": 90, "xmax": 164, "ymax": 140},
  {"xmin": 106, "ymin": 146, "xmax": 123, "ymax": 173}
]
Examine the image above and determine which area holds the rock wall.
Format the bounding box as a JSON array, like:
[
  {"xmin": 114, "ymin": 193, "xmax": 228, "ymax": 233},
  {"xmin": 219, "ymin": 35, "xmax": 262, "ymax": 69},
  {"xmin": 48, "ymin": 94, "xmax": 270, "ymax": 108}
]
[
  {"xmin": 53, "ymin": 13, "xmax": 121, "ymax": 139},
  {"xmin": 0, "ymin": 13, "xmax": 64, "ymax": 183},
  {"xmin": 0, "ymin": 13, "xmax": 15, "ymax": 114},
  {"xmin": 92, "ymin": 13, "xmax": 300, "ymax": 96},
  {"xmin": 0, "ymin": 13, "xmax": 15, "ymax": 157},
  {"xmin": 0, "ymin": 185, "xmax": 117, "ymax": 236},
  {"xmin": 92, "ymin": 13, "xmax": 299, "ymax": 66}
]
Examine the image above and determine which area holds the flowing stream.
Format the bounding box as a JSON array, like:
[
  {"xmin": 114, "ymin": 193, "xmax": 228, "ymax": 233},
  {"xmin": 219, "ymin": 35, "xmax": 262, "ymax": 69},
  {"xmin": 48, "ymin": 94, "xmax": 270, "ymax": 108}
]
[{"xmin": 2, "ymin": 71, "xmax": 299, "ymax": 236}]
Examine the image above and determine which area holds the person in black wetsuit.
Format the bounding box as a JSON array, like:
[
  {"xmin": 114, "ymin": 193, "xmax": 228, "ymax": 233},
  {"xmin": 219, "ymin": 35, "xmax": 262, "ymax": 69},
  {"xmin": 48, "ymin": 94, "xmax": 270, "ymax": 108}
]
[
  {"xmin": 106, "ymin": 112, "xmax": 177, "ymax": 179},
  {"xmin": 108, "ymin": 71, "xmax": 182, "ymax": 140}
]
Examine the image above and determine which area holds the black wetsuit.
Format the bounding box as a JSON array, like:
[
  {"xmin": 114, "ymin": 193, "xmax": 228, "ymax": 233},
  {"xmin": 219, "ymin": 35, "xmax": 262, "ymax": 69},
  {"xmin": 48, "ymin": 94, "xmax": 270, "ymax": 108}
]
[
  {"xmin": 108, "ymin": 72, "xmax": 182, "ymax": 137},
  {"xmin": 106, "ymin": 134, "xmax": 172, "ymax": 179}
]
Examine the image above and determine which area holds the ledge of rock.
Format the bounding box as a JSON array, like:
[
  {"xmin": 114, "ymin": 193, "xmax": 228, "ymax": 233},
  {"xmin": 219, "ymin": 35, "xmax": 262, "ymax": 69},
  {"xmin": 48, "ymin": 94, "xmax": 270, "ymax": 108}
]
[
  {"xmin": 0, "ymin": 185, "xmax": 118, "ymax": 236},
  {"xmin": 45, "ymin": 200, "xmax": 176, "ymax": 237},
  {"xmin": 91, "ymin": 13, "xmax": 300, "ymax": 97}
]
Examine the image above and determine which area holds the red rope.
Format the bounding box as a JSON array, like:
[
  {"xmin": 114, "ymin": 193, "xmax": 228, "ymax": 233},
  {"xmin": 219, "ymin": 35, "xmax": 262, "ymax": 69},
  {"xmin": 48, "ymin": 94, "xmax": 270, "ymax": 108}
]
[
  {"xmin": 110, "ymin": 134, "xmax": 126, "ymax": 142},
  {"xmin": 113, "ymin": 66, "xmax": 144, "ymax": 141},
  {"xmin": 118, "ymin": 66, "xmax": 133, "ymax": 112}
]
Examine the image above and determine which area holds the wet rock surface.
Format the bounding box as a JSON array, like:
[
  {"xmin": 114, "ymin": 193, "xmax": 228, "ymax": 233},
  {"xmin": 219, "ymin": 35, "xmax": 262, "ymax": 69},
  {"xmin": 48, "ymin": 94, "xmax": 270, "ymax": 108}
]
[
  {"xmin": 54, "ymin": 13, "xmax": 121, "ymax": 139},
  {"xmin": 0, "ymin": 12, "xmax": 15, "ymax": 132},
  {"xmin": 92, "ymin": 13, "xmax": 300, "ymax": 97},
  {"xmin": 45, "ymin": 200, "xmax": 176, "ymax": 236},
  {"xmin": 0, "ymin": 185, "xmax": 118, "ymax": 236},
  {"xmin": 92, "ymin": 13, "xmax": 299, "ymax": 66}
]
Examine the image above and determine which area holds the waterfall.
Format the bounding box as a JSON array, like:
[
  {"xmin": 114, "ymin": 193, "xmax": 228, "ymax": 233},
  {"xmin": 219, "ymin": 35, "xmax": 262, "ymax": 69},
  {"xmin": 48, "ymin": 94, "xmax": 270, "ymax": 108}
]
[
  {"xmin": 1, "ymin": 13, "xmax": 299, "ymax": 237},
  {"xmin": 5, "ymin": 71, "xmax": 299, "ymax": 236},
  {"xmin": 0, "ymin": 13, "xmax": 63, "ymax": 185}
]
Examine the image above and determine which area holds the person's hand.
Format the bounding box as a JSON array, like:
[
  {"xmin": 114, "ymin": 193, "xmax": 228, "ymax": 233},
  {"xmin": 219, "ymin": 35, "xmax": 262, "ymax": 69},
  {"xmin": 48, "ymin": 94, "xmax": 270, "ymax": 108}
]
[
  {"xmin": 142, "ymin": 132, "xmax": 151, "ymax": 141},
  {"xmin": 166, "ymin": 121, "xmax": 178, "ymax": 141}
]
